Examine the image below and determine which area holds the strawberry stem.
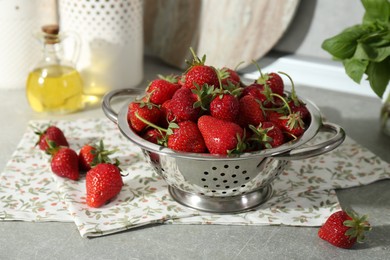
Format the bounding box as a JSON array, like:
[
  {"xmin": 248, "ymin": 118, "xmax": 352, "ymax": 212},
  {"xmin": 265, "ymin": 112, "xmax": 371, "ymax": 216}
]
[
  {"xmin": 212, "ymin": 66, "xmax": 223, "ymax": 90},
  {"xmin": 234, "ymin": 61, "xmax": 245, "ymax": 71},
  {"xmin": 270, "ymin": 93, "xmax": 292, "ymax": 114},
  {"xmin": 278, "ymin": 71, "xmax": 299, "ymax": 106},
  {"xmin": 135, "ymin": 112, "xmax": 168, "ymax": 133},
  {"xmin": 252, "ymin": 60, "xmax": 264, "ymax": 78}
]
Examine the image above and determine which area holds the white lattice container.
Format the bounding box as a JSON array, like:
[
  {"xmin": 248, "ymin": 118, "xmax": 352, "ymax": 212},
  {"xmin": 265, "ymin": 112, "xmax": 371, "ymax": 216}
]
[
  {"xmin": 58, "ymin": 0, "xmax": 144, "ymax": 95},
  {"xmin": 0, "ymin": 1, "xmax": 41, "ymax": 89}
]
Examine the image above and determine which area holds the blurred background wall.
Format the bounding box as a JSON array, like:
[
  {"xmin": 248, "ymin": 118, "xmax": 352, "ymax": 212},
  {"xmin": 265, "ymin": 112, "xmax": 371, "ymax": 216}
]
[{"xmin": 273, "ymin": 0, "xmax": 365, "ymax": 59}]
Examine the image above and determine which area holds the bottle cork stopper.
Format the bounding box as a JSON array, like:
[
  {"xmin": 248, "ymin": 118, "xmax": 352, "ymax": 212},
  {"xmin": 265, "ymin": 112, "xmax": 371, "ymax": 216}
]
[
  {"xmin": 42, "ymin": 24, "xmax": 60, "ymax": 44},
  {"xmin": 42, "ymin": 24, "xmax": 60, "ymax": 35}
]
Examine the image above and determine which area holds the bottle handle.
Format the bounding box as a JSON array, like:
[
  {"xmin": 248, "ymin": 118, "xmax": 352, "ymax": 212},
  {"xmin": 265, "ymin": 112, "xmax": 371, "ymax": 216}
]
[{"xmin": 62, "ymin": 31, "xmax": 81, "ymax": 65}]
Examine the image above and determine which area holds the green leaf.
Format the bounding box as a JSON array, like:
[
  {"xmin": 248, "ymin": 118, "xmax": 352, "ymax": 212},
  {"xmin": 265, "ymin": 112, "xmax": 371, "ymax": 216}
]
[
  {"xmin": 343, "ymin": 58, "xmax": 369, "ymax": 83},
  {"xmin": 366, "ymin": 57, "xmax": 390, "ymax": 97},
  {"xmin": 361, "ymin": 0, "xmax": 390, "ymax": 25},
  {"xmin": 372, "ymin": 45, "xmax": 390, "ymax": 62},
  {"xmin": 354, "ymin": 43, "xmax": 371, "ymax": 60},
  {"xmin": 354, "ymin": 41, "xmax": 390, "ymax": 62},
  {"xmin": 322, "ymin": 25, "xmax": 367, "ymax": 59}
]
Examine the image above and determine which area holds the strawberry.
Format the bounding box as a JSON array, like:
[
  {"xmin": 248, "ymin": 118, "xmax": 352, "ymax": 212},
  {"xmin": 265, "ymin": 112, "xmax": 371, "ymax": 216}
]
[
  {"xmin": 35, "ymin": 125, "xmax": 69, "ymax": 152},
  {"xmin": 135, "ymin": 111, "xmax": 206, "ymax": 153},
  {"xmin": 249, "ymin": 122, "xmax": 284, "ymax": 149},
  {"xmin": 167, "ymin": 121, "xmax": 206, "ymax": 153},
  {"xmin": 288, "ymin": 100, "xmax": 310, "ymax": 121},
  {"xmin": 318, "ymin": 210, "xmax": 371, "ymax": 249},
  {"xmin": 209, "ymin": 93, "xmax": 240, "ymax": 122},
  {"xmin": 238, "ymin": 95, "xmax": 266, "ymax": 128},
  {"xmin": 263, "ymin": 72, "xmax": 284, "ymax": 96},
  {"xmin": 198, "ymin": 115, "xmax": 245, "ymax": 155},
  {"xmin": 243, "ymin": 83, "xmax": 275, "ymax": 108},
  {"xmin": 219, "ymin": 67, "xmax": 241, "ymax": 86},
  {"xmin": 252, "ymin": 62, "xmax": 284, "ymax": 96},
  {"xmin": 142, "ymin": 128, "xmax": 164, "ymax": 145},
  {"xmin": 168, "ymin": 87, "xmax": 200, "ymax": 122},
  {"xmin": 242, "ymin": 84, "xmax": 263, "ymax": 100},
  {"xmin": 50, "ymin": 147, "xmax": 79, "ymax": 181},
  {"xmin": 78, "ymin": 140, "xmax": 117, "ymax": 171},
  {"xmin": 268, "ymin": 110, "xmax": 305, "ymax": 137},
  {"xmin": 146, "ymin": 75, "xmax": 180, "ymax": 105},
  {"xmin": 183, "ymin": 48, "xmax": 219, "ymax": 90},
  {"xmin": 86, "ymin": 163, "xmax": 123, "ymax": 208},
  {"xmin": 127, "ymin": 101, "xmax": 162, "ymax": 133},
  {"xmin": 78, "ymin": 145, "xmax": 96, "ymax": 171}
]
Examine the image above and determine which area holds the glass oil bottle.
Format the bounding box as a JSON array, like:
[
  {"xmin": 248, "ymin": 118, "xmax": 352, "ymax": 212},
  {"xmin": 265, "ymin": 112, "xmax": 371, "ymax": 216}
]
[{"xmin": 26, "ymin": 24, "xmax": 84, "ymax": 114}]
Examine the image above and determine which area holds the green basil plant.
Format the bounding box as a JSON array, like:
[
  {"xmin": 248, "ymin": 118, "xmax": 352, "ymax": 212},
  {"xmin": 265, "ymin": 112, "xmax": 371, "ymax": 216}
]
[{"xmin": 322, "ymin": 0, "xmax": 390, "ymax": 98}]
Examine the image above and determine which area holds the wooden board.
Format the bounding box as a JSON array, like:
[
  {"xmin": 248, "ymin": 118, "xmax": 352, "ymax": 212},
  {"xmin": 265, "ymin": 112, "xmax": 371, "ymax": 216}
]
[{"xmin": 144, "ymin": 0, "xmax": 300, "ymax": 70}]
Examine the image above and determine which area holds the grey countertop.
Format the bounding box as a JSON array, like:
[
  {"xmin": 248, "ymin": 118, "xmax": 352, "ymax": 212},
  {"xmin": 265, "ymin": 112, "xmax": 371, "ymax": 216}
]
[{"xmin": 0, "ymin": 56, "xmax": 389, "ymax": 259}]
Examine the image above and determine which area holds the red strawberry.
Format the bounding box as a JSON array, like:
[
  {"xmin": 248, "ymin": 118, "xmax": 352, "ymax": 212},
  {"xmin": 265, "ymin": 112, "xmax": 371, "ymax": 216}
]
[
  {"xmin": 35, "ymin": 125, "xmax": 69, "ymax": 152},
  {"xmin": 86, "ymin": 163, "xmax": 123, "ymax": 208},
  {"xmin": 263, "ymin": 72, "xmax": 284, "ymax": 96},
  {"xmin": 242, "ymin": 83, "xmax": 275, "ymax": 108},
  {"xmin": 238, "ymin": 95, "xmax": 266, "ymax": 128},
  {"xmin": 127, "ymin": 101, "xmax": 162, "ymax": 133},
  {"xmin": 219, "ymin": 67, "xmax": 241, "ymax": 86},
  {"xmin": 268, "ymin": 111, "xmax": 305, "ymax": 137},
  {"xmin": 209, "ymin": 93, "xmax": 240, "ymax": 122},
  {"xmin": 161, "ymin": 99, "xmax": 174, "ymax": 126},
  {"xmin": 50, "ymin": 147, "xmax": 79, "ymax": 180},
  {"xmin": 183, "ymin": 48, "xmax": 219, "ymax": 90},
  {"xmin": 252, "ymin": 62, "xmax": 284, "ymax": 96},
  {"xmin": 249, "ymin": 122, "xmax": 284, "ymax": 149},
  {"xmin": 167, "ymin": 121, "xmax": 206, "ymax": 153},
  {"xmin": 142, "ymin": 128, "xmax": 164, "ymax": 145},
  {"xmin": 79, "ymin": 145, "xmax": 96, "ymax": 171},
  {"xmin": 288, "ymin": 100, "xmax": 310, "ymax": 121},
  {"xmin": 78, "ymin": 140, "xmax": 116, "ymax": 171},
  {"xmin": 168, "ymin": 87, "xmax": 200, "ymax": 122},
  {"xmin": 198, "ymin": 115, "xmax": 245, "ymax": 155},
  {"xmin": 242, "ymin": 84, "xmax": 263, "ymax": 99},
  {"xmin": 146, "ymin": 76, "xmax": 180, "ymax": 105},
  {"xmin": 318, "ymin": 210, "xmax": 371, "ymax": 249}
]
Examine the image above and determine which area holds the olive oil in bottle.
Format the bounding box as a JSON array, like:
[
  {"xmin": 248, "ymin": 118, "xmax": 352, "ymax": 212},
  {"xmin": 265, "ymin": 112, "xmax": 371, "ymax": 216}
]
[{"xmin": 26, "ymin": 25, "xmax": 84, "ymax": 114}]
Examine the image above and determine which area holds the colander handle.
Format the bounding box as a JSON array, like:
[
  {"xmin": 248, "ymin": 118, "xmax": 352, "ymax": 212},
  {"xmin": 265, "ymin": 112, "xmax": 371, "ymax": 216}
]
[
  {"xmin": 102, "ymin": 88, "xmax": 144, "ymax": 124},
  {"xmin": 274, "ymin": 122, "xmax": 346, "ymax": 160}
]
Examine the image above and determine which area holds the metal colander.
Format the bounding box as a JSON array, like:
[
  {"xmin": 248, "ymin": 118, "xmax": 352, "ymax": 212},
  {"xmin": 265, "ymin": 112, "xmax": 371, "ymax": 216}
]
[{"xmin": 103, "ymin": 88, "xmax": 345, "ymax": 213}]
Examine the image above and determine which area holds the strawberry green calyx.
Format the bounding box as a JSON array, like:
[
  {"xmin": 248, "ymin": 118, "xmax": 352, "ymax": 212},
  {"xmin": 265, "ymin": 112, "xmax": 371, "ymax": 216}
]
[
  {"xmin": 46, "ymin": 140, "xmax": 61, "ymax": 156},
  {"xmin": 252, "ymin": 60, "xmax": 272, "ymax": 86},
  {"xmin": 90, "ymin": 140, "xmax": 119, "ymax": 167},
  {"xmin": 192, "ymin": 83, "xmax": 217, "ymax": 111},
  {"xmin": 221, "ymin": 80, "xmax": 243, "ymax": 97},
  {"xmin": 157, "ymin": 74, "xmax": 179, "ymax": 84},
  {"xmin": 227, "ymin": 131, "xmax": 247, "ymax": 156},
  {"xmin": 280, "ymin": 112, "xmax": 305, "ymax": 134},
  {"xmin": 217, "ymin": 67, "xmax": 231, "ymax": 82},
  {"xmin": 248, "ymin": 124, "xmax": 274, "ymax": 149},
  {"xmin": 186, "ymin": 47, "xmax": 206, "ymax": 68},
  {"xmin": 343, "ymin": 209, "xmax": 372, "ymax": 244}
]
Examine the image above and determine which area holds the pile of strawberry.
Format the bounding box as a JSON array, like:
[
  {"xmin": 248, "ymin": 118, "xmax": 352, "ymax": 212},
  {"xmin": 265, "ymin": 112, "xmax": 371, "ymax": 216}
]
[
  {"xmin": 127, "ymin": 48, "xmax": 310, "ymax": 155},
  {"xmin": 35, "ymin": 125, "xmax": 123, "ymax": 208}
]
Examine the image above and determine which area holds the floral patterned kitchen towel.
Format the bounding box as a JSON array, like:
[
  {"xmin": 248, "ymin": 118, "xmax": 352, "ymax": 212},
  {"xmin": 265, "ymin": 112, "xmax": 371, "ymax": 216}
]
[
  {"xmin": 1, "ymin": 118, "xmax": 389, "ymax": 238},
  {"xmin": 0, "ymin": 125, "xmax": 72, "ymax": 222}
]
